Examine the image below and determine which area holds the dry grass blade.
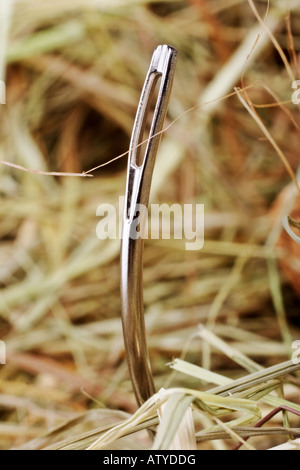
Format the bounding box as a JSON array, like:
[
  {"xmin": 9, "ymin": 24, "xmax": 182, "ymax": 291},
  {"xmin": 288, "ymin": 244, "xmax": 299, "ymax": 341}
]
[
  {"xmin": 0, "ymin": 161, "xmax": 92, "ymax": 177},
  {"xmin": 248, "ymin": 0, "xmax": 295, "ymax": 82},
  {"xmin": 154, "ymin": 392, "xmax": 196, "ymax": 450},
  {"xmin": 170, "ymin": 358, "xmax": 300, "ymax": 413},
  {"xmin": 196, "ymin": 426, "xmax": 300, "ymax": 443},
  {"xmin": 235, "ymin": 87, "xmax": 300, "ymax": 193},
  {"xmin": 7, "ymin": 21, "xmax": 85, "ymax": 63},
  {"xmin": 86, "ymin": 388, "xmax": 260, "ymax": 450},
  {"xmin": 214, "ymin": 417, "xmax": 256, "ymax": 450}
]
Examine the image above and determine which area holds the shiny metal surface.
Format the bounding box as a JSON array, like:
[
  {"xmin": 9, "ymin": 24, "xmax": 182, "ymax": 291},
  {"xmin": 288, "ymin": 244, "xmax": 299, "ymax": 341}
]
[{"xmin": 121, "ymin": 45, "xmax": 177, "ymax": 406}]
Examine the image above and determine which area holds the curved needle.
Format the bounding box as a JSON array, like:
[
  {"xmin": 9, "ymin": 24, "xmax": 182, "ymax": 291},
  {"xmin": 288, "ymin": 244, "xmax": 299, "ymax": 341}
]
[{"xmin": 121, "ymin": 45, "xmax": 177, "ymax": 406}]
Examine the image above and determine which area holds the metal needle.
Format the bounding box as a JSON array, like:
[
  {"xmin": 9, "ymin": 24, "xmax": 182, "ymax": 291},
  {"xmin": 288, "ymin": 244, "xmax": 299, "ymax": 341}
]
[{"xmin": 121, "ymin": 45, "xmax": 177, "ymax": 407}]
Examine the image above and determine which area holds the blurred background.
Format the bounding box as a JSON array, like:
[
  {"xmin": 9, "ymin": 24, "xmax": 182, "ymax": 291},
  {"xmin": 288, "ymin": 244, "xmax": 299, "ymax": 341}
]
[{"xmin": 0, "ymin": 0, "xmax": 300, "ymax": 450}]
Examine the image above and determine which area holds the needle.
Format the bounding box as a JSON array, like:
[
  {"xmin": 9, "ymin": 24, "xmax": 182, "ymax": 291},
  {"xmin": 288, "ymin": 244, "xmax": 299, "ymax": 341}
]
[{"xmin": 120, "ymin": 45, "xmax": 177, "ymax": 407}]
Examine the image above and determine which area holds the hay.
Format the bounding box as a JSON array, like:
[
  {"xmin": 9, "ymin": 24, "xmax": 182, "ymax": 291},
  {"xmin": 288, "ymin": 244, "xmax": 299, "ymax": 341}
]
[{"xmin": 0, "ymin": 0, "xmax": 300, "ymax": 450}]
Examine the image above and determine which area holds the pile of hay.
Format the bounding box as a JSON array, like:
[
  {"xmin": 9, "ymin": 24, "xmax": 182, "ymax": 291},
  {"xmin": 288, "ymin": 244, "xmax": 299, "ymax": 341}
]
[{"xmin": 0, "ymin": 0, "xmax": 299, "ymax": 450}]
